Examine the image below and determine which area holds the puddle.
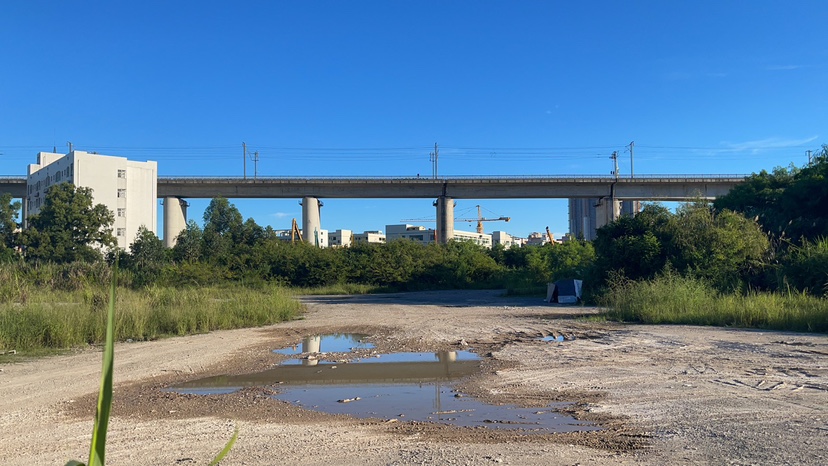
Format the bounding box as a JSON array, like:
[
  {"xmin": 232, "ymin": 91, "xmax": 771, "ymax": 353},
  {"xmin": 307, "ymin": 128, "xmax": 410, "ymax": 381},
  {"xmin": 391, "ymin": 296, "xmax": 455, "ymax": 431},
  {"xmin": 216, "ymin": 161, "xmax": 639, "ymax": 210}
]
[
  {"xmin": 275, "ymin": 384, "xmax": 596, "ymax": 432},
  {"xmin": 172, "ymin": 343, "xmax": 597, "ymax": 433},
  {"xmin": 274, "ymin": 333, "xmax": 375, "ymax": 355},
  {"xmin": 542, "ymin": 335, "xmax": 566, "ymax": 342}
]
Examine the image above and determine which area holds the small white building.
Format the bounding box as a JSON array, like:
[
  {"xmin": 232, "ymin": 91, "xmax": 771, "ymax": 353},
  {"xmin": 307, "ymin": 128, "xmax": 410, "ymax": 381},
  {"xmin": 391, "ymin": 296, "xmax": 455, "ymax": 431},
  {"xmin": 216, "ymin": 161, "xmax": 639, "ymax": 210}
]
[
  {"xmin": 492, "ymin": 231, "xmax": 519, "ymax": 248},
  {"xmin": 453, "ymin": 230, "xmax": 492, "ymax": 248},
  {"xmin": 26, "ymin": 151, "xmax": 157, "ymax": 250},
  {"xmin": 353, "ymin": 230, "xmax": 386, "ymax": 244},
  {"xmin": 385, "ymin": 224, "xmax": 493, "ymax": 248},
  {"xmin": 328, "ymin": 229, "xmax": 353, "ymax": 247},
  {"xmin": 386, "ymin": 224, "xmax": 435, "ymax": 244},
  {"xmin": 525, "ymin": 232, "xmax": 549, "ymax": 246}
]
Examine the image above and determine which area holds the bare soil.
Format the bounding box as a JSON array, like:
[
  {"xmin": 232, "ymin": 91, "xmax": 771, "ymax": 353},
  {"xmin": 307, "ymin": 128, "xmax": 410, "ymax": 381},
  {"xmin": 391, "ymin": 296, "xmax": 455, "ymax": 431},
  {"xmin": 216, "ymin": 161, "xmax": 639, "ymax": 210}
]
[{"xmin": 1, "ymin": 290, "xmax": 826, "ymax": 465}]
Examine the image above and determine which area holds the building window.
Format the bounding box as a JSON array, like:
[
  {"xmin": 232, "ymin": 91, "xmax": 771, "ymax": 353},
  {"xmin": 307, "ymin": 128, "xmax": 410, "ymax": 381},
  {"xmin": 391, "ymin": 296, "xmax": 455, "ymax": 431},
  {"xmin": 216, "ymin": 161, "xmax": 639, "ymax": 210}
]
[
  {"xmin": 117, "ymin": 189, "xmax": 126, "ymax": 198},
  {"xmin": 117, "ymin": 208, "xmax": 126, "ymax": 217},
  {"xmin": 117, "ymin": 169, "xmax": 126, "ymax": 178},
  {"xmin": 116, "ymin": 228, "xmax": 126, "ymax": 237}
]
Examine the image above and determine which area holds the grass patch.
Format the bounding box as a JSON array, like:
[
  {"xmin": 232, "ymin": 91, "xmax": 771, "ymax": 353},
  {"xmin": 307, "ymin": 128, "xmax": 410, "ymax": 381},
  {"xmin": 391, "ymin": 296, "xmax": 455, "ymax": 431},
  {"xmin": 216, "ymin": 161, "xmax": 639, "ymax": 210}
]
[
  {"xmin": 292, "ymin": 283, "xmax": 383, "ymax": 295},
  {"xmin": 600, "ymin": 273, "xmax": 828, "ymax": 332},
  {"xmin": 0, "ymin": 284, "xmax": 301, "ymax": 353}
]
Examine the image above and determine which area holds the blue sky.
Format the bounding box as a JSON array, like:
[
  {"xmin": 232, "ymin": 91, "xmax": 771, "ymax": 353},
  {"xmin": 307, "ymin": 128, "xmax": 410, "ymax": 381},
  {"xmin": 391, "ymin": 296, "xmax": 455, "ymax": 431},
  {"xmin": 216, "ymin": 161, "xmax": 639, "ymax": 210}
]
[{"xmin": 1, "ymin": 1, "xmax": 825, "ymax": 239}]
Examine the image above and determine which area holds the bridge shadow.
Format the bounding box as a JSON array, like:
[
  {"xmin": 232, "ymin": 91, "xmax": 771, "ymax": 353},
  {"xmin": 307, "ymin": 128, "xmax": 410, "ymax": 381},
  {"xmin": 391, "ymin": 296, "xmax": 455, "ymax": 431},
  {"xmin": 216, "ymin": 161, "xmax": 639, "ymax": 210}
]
[{"xmin": 298, "ymin": 289, "xmax": 554, "ymax": 308}]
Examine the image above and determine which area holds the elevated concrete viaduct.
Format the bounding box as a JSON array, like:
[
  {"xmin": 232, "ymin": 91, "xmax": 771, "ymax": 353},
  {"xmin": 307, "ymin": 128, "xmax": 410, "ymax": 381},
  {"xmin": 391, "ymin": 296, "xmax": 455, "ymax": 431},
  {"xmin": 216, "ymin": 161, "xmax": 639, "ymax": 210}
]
[{"xmin": 0, "ymin": 175, "xmax": 744, "ymax": 246}]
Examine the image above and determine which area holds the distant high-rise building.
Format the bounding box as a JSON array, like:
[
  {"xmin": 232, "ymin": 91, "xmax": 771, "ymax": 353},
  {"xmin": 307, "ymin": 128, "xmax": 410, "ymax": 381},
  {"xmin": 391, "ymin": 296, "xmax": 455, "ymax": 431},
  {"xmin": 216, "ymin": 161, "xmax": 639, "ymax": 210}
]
[
  {"xmin": 568, "ymin": 198, "xmax": 599, "ymax": 241},
  {"xmin": 569, "ymin": 198, "xmax": 640, "ymax": 241}
]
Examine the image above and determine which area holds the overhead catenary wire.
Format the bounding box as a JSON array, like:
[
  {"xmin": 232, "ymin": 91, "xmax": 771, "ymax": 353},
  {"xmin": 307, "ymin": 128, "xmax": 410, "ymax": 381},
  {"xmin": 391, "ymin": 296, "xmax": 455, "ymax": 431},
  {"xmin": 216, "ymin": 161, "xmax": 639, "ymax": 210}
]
[{"xmin": 0, "ymin": 142, "xmax": 817, "ymax": 164}]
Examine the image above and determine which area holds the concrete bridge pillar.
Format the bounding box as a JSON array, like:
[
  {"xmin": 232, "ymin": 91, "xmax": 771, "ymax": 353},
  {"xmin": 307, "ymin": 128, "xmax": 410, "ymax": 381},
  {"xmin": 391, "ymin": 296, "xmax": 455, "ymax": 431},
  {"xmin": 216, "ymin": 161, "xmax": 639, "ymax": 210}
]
[
  {"xmin": 301, "ymin": 196, "xmax": 323, "ymax": 246},
  {"xmin": 163, "ymin": 197, "xmax": 188, "ymax": 248},
  {"xmin": 21, "ymin": 198, "xmax": 27, "ymax": 230},
  {"xmin": 595, "ymin": 197, "xmax": 621, "ymax": 231},
  {"xmin": 435, "ymin": 195, "xmax": 455, "ymax": 244}
]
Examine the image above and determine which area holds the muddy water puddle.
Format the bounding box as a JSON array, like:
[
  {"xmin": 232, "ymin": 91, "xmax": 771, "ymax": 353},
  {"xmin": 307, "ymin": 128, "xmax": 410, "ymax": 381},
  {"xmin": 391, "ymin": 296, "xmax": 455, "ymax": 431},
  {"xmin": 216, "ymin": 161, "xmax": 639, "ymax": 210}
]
[
  {"xmin": 170, "ymin": 334, "xmax": 597, "ymax": 433},
  {"xmin": 273, "ymin": 333, "xmax": 374, "ymax": 355}
]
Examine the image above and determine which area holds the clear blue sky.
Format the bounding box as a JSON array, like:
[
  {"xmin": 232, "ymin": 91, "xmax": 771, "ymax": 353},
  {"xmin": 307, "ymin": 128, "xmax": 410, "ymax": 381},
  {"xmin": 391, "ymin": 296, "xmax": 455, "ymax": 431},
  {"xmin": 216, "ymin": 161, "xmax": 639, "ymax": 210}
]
[{"xmin": 1, "ymin": 1, "xmax": 825, "ymax": 238}]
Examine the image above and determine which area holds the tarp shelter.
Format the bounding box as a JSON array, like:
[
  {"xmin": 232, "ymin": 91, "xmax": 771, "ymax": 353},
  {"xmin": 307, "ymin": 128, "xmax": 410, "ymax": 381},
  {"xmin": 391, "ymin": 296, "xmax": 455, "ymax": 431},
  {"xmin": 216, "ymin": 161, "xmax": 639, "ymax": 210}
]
[{"xmin": 546, "ymin": 279, "xmax": 583, "ymax": 304}]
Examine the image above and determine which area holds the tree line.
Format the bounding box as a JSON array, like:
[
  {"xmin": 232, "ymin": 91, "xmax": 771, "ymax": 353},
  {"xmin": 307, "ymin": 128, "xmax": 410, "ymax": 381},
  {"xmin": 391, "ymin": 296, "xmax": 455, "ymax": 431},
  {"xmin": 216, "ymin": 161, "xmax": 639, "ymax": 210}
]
[{"xmin": 1, "ymin": 145, "xmax": 827, "ymax": 298}]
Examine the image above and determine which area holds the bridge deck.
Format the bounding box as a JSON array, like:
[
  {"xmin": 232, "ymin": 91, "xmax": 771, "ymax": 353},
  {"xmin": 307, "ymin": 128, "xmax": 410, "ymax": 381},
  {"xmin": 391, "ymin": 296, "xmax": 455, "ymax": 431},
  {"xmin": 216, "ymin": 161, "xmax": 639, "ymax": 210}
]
[{"xmin": 0, "ymin": 175, "xmax": 745, "ymax": 200}]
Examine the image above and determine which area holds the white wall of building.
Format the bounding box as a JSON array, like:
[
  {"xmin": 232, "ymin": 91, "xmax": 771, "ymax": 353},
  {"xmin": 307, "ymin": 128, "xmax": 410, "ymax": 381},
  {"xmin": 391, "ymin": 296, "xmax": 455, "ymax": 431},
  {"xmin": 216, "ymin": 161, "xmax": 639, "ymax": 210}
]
[
  {"xmin": 26, "ymin": 151, "xmax": 157, "ymax": 250},
  {"xmin": 492, "ymin": 231, "xmax": 520, "ymax": 248},
  {"xmin": 329, "ymin": 229, "xmax": 353, "ymax": 247},
  {"xmin": 353, "ymin": 231, "xmax": 386, "ymax": 244},
  {"xmin": 386, "ymin": 224, "xmax": 493, "ymax": 248}
]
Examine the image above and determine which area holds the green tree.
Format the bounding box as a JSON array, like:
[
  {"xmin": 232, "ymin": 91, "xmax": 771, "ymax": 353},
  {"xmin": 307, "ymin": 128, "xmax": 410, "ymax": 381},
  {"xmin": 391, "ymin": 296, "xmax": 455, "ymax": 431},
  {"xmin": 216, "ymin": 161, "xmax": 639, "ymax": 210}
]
[
  {"xmin": 21, "ymin": 184, "xmax": 115, "ymax": 263},
  {"xmin": 669, "ymin": 203, "xmax": 769, "ymax": 290},
  {"xmin": 171, "ymin": 219, "xmax": 204, "ymax": 263},
  {"xmin": 779, "ymin": 237, "xmax": 828, "ymax": 296},
  {"xmin": 544, "ymin": 239, "xmax": 595, "ymax": 282},
  {"xmin": 714, "ymin": 144, "xmax": 828, "ymax": 242},
  {"xmin": 592, "ymin": 204, "xmax": 672, "ymax": 281},
  {"xmin": 127, "ymin": 227, "xmax": 167, "ymax": 267},
  {"xmin": 0, "ymin": 193, "xmax": 21, "ymax": 261},
  {"xmin": 593, "ymin": 202, "xmax": 769, "ymax": 291},
  {"xmin": 124, "ymin": 226, "xmax": 169, "ymax": 284},
  {"xmin": 202, "ymin": 197, "xmax": 243, "ymax": 264}
]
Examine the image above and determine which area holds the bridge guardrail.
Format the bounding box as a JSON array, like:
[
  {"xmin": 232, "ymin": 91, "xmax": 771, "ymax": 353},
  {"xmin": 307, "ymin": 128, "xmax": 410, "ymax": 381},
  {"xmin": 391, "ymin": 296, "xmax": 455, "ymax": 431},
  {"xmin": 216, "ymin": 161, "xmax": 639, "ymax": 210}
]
[{"xmin": 154, "ymin": 174, "xmax": 748, "ymax": 181}]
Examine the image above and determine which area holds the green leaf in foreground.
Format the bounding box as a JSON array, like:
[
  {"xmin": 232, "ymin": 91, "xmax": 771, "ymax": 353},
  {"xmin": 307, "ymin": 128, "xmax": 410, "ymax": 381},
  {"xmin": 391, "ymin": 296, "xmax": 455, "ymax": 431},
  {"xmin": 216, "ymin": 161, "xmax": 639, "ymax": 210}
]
[
  {"xmin": 88, "ymin": 261, "xmax": 117, "ymax": 466},
  {"xmin": 208, "ymin": 425, "xmax": 239, "ymax": 465}
]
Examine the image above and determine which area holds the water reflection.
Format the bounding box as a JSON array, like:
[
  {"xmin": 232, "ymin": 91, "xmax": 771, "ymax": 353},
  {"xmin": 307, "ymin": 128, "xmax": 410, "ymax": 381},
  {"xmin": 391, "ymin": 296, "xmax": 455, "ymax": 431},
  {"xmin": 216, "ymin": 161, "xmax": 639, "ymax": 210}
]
[
  {"xmin": 274, "ymin": 333, "xmax": 375, "ymax": 356},
  {"xmin": 170, "ymin": 342, "xmax": 598, "ymax": 433}
]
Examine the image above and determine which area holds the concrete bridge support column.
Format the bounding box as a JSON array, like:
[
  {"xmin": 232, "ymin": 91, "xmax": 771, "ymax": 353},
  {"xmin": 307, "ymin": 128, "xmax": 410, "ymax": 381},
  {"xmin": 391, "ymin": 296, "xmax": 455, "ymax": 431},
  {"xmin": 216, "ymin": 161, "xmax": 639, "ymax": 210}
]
[
  {"xmin": 435, "ymin": 195, "xmax": 455, "ymax": 244},
  {"xmin": 21, "ymin": 198, "xmax": 27, "ymax": 230},
  {"xmin": 595, "ymin": 197, "xmax": 621, "ymax": 231},
  {"xmin": 301, "ymin": 196, "xmax": 323, "ymax": 247},
  {"xmin": 163, "ymin": 197, "xmax": 188, "ymax": 248}
]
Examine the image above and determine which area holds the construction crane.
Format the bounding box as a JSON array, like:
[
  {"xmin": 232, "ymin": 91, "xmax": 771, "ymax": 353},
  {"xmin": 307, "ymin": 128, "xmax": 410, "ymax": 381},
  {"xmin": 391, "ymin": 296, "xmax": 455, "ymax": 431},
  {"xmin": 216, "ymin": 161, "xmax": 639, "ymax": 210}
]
[
  {"xmin": 401, "ymin": 205, "xmax": 510, "ymax": 234},
  {"xmin": 546, "ymin": 226, "xmax": 555, "ymax": 243},
  {"xmin": 464, "ymin": 205, "xmax": 510, "ymax": 234},
  {"xmin": 291, "ymin": 218, "xmax": 303, "ymax": 243}
]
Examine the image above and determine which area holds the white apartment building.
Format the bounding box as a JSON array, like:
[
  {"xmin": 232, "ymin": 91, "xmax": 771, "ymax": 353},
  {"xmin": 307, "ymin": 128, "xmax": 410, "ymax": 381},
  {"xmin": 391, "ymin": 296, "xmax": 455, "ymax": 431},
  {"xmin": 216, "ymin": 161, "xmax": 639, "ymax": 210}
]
[
  {"xmin": 492, "ymin": 231, "xmax": 519, "ymax": 248},
  {"xmin": 385, "ymin": 224, "xmax": 493, "ymax": 248},
  {"xmin": 525, "ymin": 231, "xmax": 550, "ymax": 246},
  {"xmin": 386, "ymin": 224, "xmax": 435, "ymax": 244},
  {"xmin": 353, "ymin": 230, "xmax": 386, "ymax": 244},
  {"xmin": 328, "ymin": 229, "xmax": 353, "ymax": 247},
  {"xmin": 26, "ymin": 151, "xmax": 158, "ymax": 250}
]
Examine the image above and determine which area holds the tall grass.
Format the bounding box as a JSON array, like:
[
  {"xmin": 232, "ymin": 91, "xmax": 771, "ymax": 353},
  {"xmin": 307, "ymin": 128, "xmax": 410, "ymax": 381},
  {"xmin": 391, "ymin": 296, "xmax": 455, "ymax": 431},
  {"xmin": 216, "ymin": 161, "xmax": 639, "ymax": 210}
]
[
  {"xmin": 0, "ymin": 284, "xmax": 301, "ymax": 352},
  {"xmin": 292, "ymin": 282, "xmax": 381, "ymax": 295},
  {"xmin": 600, "ymin": 272, "xmax": 828, "ymax": 332}
]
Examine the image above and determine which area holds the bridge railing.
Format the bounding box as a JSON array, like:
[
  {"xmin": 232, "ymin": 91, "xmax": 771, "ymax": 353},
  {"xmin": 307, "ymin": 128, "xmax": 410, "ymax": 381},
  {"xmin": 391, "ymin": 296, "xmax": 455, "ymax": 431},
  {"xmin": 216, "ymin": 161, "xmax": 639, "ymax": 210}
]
[
  {"xmin": 0, "ymin": 174, "xmax": 748, "ymax": 182},
  {"xmin": 155, "ymin": 174, "xmax": 748, "ymax": 181}
]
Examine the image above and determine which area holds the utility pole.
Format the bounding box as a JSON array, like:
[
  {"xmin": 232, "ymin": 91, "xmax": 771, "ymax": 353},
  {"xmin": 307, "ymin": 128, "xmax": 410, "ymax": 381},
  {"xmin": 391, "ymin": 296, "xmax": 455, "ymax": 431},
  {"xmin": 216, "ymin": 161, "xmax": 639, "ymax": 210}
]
[
  {"xmin": 807, "ymin": 149, "xmax": 812, "ymax": 165},
  {"xmin": 243, "ymin": 142, "xmax": 247, "ymax": 179},
  {"xmin": 629, "ymin": 141, "xmax": 635, "ymax": 178},
  {"xmin": 611, "ymin": 151, "xmax": 619, "ymax": 179},
  {"xmin": 429, "ymin": 143, "xmax": 439, "ymax": 179},
  {"xmin": 251, "ymin": 151, "xmax": 260, "ymax": 179}
]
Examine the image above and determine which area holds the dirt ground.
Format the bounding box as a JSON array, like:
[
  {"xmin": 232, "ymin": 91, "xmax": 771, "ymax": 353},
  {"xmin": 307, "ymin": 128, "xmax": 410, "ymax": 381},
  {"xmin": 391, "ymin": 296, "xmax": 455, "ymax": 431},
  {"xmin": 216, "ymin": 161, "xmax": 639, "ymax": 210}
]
[{"xmin": 1, "ymin": 290, "xmax": 826, "ymax": 465}]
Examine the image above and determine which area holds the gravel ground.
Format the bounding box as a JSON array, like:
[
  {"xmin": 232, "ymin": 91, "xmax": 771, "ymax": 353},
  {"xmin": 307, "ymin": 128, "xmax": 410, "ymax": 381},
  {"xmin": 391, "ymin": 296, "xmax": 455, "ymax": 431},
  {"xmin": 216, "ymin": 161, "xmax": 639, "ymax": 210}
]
[{"xmin": 1, "ymin": 289, "xmax": 826, "ymax": 465}]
